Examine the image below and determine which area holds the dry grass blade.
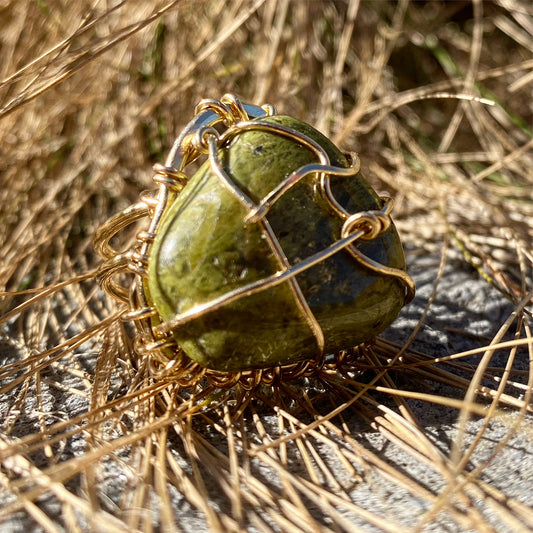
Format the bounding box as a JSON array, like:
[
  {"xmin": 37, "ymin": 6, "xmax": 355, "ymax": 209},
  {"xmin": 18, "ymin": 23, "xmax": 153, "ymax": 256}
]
[
  {"xmin": 0, "ymin": 0, "xmax": 532, "ymax": 531},
  {"xmin": 0, "ymin": 1, "xmax": 184, "ymax": 119}
]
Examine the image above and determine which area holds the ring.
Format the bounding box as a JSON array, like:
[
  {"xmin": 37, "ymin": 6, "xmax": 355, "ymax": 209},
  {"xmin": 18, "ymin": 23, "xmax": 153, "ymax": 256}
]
[{"xmin": 94, "ymin": 94, "xmax": 415, "ymax": 383}]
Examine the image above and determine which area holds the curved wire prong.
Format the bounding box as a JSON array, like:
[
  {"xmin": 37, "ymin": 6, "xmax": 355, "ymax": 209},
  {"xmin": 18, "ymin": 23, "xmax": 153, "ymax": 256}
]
[
  {"xmin": 244, "ymin": 162, "xmax": 359, "ymax": 223},
  {"xmin": 320, "ymin": 152, "xmax": 361, "ymax": 220},
  {"xmin": 220, "ymin": 93, "xmax": 250, "ymax": 122},
  {"xmin": 94, "ymin": 202, "xmax": 150, "ymax": 261},
  {"xmin": 95, "ymin": 252, "xmax": 133, "ymax": 304},
  {"xmin": 345, "ymin": 245, "xmax": 416, "ymax": 304},
  {"xmin": 340, "ymin": 197, "xmax": 415, "ymax": 303}
]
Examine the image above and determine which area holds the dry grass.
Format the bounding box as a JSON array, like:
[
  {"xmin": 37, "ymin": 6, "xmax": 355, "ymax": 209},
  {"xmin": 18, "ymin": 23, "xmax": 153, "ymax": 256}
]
[{"xmin": 0, "ymin": 0, "xmax": 532, "ymax": 531}]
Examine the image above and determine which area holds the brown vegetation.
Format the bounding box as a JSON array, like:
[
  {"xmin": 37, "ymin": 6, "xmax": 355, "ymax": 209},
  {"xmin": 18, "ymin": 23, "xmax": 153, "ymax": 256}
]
[{"xmin": 0, "ymin": 1, "xmax": 532, "ymax": 531}]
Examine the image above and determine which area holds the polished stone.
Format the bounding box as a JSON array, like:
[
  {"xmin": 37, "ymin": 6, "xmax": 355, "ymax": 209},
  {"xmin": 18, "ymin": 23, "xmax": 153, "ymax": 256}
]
[{"xmin": 147, "ymin": 116, "xmax": 407, "ymax": 371}]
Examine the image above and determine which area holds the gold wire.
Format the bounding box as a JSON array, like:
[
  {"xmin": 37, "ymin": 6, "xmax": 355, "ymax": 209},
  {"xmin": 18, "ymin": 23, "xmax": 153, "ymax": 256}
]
[
  {"xmin": 93, "ymin": 202, "xmax": 150, "ymax": 260},
  {"xmin": 220, "ymin": 93, "xmax": 250, "ymax": 122},
  {"xmin": 94, "ymin": 94, "xmax": 415, "ymax": 386},
  {"xmin": 95, "ymin": 252, "xmax": 132, "ymax": 304}
]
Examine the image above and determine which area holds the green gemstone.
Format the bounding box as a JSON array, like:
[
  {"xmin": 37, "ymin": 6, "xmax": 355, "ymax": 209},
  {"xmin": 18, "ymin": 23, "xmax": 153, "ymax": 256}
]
[{"xmin": 147, "ymin": 116, "xmax": 407, "ymax": 371}]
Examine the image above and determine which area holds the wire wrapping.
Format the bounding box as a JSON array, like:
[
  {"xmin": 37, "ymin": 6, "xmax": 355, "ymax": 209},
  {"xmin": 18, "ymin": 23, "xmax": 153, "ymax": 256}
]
[{"xmin": 94, "ymin": 94, "xmax": 415, "ymax": 387}]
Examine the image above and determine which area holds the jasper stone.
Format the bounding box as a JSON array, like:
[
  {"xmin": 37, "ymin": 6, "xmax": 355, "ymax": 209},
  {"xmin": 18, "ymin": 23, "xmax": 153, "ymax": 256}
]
[{"xmin": 147, "ymin": 115, "xmax": 407, "ymax": 371}]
